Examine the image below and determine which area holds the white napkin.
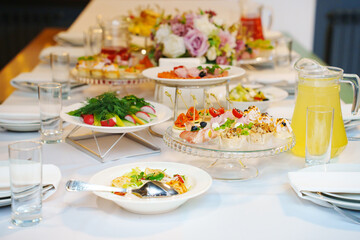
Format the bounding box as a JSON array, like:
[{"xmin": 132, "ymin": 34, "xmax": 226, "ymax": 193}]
[
  {"xmin": 0, "ymin": 164, "xmax": 62, "ymax": 200},
  {"xmin": 288, "ymin": 171, "xmax": 360, "ymax": 197},
  {"xmin": 39, "ymin": 46, "xmax": 85, "ymax": 64},
  {"xmin": 10, "ymin": 72, "xmax": 52, "ymax": 92},
  {"xmin": 0, "ymin": 103, "xmax": 39, "ymax": 122},
  {"xmin": 55, "ymin": 31, "xmax": 84, "ymax": 46}
]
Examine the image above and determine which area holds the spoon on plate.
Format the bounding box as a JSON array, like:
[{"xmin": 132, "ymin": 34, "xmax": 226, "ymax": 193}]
[{"xmin": 65, "ymin": 180, "xmax": 178, "ymax": 198}]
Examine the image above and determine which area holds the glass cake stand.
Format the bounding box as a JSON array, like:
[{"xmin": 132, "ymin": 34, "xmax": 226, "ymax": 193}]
[{"xmin": 163, "ymin": 126, "xmax": 295, "ymax": 180}]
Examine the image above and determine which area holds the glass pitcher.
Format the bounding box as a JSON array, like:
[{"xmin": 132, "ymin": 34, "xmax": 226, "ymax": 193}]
[
  {"xmin": 239, "ymin": 0, "xmax": 272, "ymax": 40},
  {"xmin": 291, "ymin": 58, "xmax": 360, "ymax": 158}
]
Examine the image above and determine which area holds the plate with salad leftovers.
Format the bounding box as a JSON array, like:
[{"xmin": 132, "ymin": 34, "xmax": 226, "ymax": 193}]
[
  {"xmin": 142, "ymin": 64, "xmax": 246, "ymax": 86},
  {"xmin": 60, "ymin": 92, "xmax": 172, "ymax": 133},
  {"xmin": 209, "ymin": 84, "xmax": 288, "ymax": 112},
  {"xmin": 89, "ymin": 162, "xmax": 212, "ymax": 214}
]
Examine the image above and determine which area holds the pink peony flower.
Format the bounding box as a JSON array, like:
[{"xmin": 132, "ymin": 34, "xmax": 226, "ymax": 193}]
[
  {"xmin": 216, "ymin": 56, "xmax": 229, "ymax": 65},
  {"xmin": 171, "ymin": 23, "xmax": 187, "ymax": 37},
  {"xmin": 184, "ymin": 29, "xmax": 209, "ymax": 57},
  {"xmin": 185, "ymin": 13, "xmax": 198, "ymax": 28},
  {"xmin": 219, "ymin": 30, "xmax": 236, "ymax": 48}
]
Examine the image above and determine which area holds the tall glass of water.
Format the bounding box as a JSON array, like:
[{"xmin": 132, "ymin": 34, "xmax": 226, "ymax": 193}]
[
  {"xmin": 38, "ymin": 82, "xmax": 63, "ymax": 144},
  {"xmin": 50, "ymin": 52, "xmax": 70, "ymax": 99},
  {"xmin": 9, "ymin": 141, "xmax": 42, "ymax": 227}
]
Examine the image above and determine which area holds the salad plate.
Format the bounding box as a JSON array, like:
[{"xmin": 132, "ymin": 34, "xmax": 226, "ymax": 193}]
[
  {"xmin": 142, "ymin": 65, "xmax": 246, "ymax": 86},
  {"xmin": 209, "ymin": 84, "xmax": 288, "ymax": 112},
  {"xmin": 61, "ymin": 101, "xmax": 172, "ymax": 134},
  {"xmin": 89, "ymin": 162, "xmax": 212, "ymax": 214},
  {"xmin": 236, "ymin": 55, "xmax": 274, "ymax": 65}
]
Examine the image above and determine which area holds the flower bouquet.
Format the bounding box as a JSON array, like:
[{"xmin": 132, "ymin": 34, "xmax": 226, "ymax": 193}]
[{"xmin": 150, "ymin": 10, "xmax": 237, "ymax": 65}]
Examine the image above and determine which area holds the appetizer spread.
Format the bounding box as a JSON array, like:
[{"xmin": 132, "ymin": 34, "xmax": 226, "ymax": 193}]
[
  {"xmin": 67, "ymin": 92, "xmax": 157, "ymax": 127},
  {"xmin": 75, "ymin": 47, "xmax": 154, "ymax": 79},
  {"xmin": 229, "ymin": 84, "xmax": 268, "ymax": 102},
  {"xmin": 174, "ymin": 105, "xmax": 292, "ymax": 149},
  {"xmin": 157, "ymin": 65, "xmax": 230, "ymax": 79},
  {"xmin": 111, "ymin": 167, "xmax": 188, "ymax": 197}
]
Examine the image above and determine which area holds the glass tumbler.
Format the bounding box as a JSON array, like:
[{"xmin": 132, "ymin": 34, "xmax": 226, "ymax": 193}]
[
  {"xmin": 305, "ymin": 105, "xmax": 334, "ymax": 166},
  {"xmin": 38, "ymin": 82, "xmax": 63, "ymax": 144},
  {"xmin": 50, "ymin": 52, "xmax": 70, "ymax": 99},
  {"xmin": 9, "ymin": 141, "xmax": 42, "ymax": 227}
]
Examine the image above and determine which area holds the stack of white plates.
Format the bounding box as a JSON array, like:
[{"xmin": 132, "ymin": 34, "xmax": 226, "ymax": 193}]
[
  {"xmin": 289, "ymin": 164, "xmax": 360, "ymax": 211},
  {"xmin": 0, "ymin": 104, "xmax": 40, "ymax": 132}
]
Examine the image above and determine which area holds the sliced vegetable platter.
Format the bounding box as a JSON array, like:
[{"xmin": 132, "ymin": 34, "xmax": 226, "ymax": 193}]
[{"xmin": 60, "ymin": 93, "xmax": 172, "ymax": 133}]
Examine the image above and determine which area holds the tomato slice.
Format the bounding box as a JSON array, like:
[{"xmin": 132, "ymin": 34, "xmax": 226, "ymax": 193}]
[
  {"xmin": 174, "ymin": 65, "xmax": 184, "ymax": 70},
  {"xmin": 174, "ymin": 113, "xmax": 189, "ymax": 128},
  {"xmin": 82, "ymin": 114, "xmax": 94, "ymax": 125},
  {"xmin": 186, "ymin": 107, "xmax": 200, "ymax": 121},
  {"xmin": 217, "ymin": 107, "xmax": 225, "ymax": 114},
  {"xmin": 209, "ymin": 107, "xmax": 220, "ymax": 117},
  {"xmin": 232, "ymin": 108, "xmax": 244, "ymax": 118},
  {"xmin": 100, "ymin": 118, "xmax": 116, "ymax": 127}
]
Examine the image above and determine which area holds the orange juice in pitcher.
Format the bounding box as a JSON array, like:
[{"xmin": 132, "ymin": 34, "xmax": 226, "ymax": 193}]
[{"xmin": 291, "ymin": 58, "xmax": 360, "ymax": 158}]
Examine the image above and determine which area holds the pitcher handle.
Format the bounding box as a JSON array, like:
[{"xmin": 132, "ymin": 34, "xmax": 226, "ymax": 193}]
[
  {"xmin": 261, "ymin": 5, "xmax": 273, "ymax": 30},
  {"xmin": 341, "ymin": 74, "xmax": 360, "ymax": 115}
]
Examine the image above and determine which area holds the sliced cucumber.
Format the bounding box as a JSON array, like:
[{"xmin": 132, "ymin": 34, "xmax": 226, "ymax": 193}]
[
  {"xmin": 148, "ymin": 113, "xmax": 157, "ymax": 121},
  {"xmin": 122, "ymin": 119, "xmax": 137, "ymax": 127}
]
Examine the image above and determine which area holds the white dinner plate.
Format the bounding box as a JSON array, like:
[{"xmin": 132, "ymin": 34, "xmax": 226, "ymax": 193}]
[
  {"xmin": 60, "ymin": 101, "xmax": 172, "ymax": 134},
  {"xmin": 299, "ymin": 164, "xmax": 360, "ymax": 211},
  {"xmin": 142, "ymin": 65, "xmax": 246, "ymax": 86},
  {"xmin": 236, "ymin": 55, "xmax": 274, "ymax": 65},
  {"xmin": 208, "ymin": 85, "xmax": 288, "ymax": 112},
  {"xmin": 0, "ymin": 122, "xmax": 40, "ymax": 132},
  {"xmin": 322, "ymin": 192, "xmax": 360, "ymax": 202},
  {"xmin": 89, "ymin": 162, "xmax": 212, "ymax": 214}
]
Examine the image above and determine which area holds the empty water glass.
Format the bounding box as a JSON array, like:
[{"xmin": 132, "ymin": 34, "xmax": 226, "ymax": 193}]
[
  {"xmin": 9, "ymin": 141, "xmax": 42, "ymax": 227},
  {"xmin": 50, "ymin": 52, "xmax": 70, "ymax": 99},
  {"xmin": 84, "ymin": 25, "xmax": 103, "ymax": 56},
  {"xmin": 305, "ymin": 105, "xmax": 334, "ymax": 166},
  {"xmin": 274, "ymin": 37, "xmax": 293, "ymax": 67},
  {"xmin": 38, "ymin": 82, "xmax": 63, "ymax": 144}
]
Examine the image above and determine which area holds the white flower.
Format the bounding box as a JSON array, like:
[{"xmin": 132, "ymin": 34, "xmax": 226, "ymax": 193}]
[
  {"xmin": 154, "ymin": 24, "xmax": 171, "ymax": 43},
  {"xmin": 206, "ymin": 46, "xmax": 217, "ymax": 61},
  {"xmin": 162, "ymin": 34, "xmax": 186, "ymax": 58},
  {"xmin": 212, "ymin": 16, "xmax": 224, "ymax": 26},
  {"xmin": 194, "ymin": 16, "xmax": 217, "ymax": 36}
]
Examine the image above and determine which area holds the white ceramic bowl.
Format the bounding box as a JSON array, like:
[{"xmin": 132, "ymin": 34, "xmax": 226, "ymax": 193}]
[
  {"xmin": 89, "ymin": 162, "xmax": 212, "ymax": 214},
  {"xmin": 231, "ymin": 86, "xmax": 288, "ymax": 112}
]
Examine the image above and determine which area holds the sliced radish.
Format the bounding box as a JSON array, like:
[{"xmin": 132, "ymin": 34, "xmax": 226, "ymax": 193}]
[
  {"xmin": 125, "ymin": 114, "xmax": 136, "ymax": 124},
  {"xmin": 140, "ymin": 105, "xmax": 156, "ymax": 114},
  {"xmin": 136, "ymin": 111, "xmax": 151, "ymax": 122}
]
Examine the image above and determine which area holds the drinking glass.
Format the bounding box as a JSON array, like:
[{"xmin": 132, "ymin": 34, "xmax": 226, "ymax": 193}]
[
  {"xmin": 305, "ymin": 105, "xmax": 334, "ymax": 166},
  {"xmin": 84, "ymin": 25, "xmax": 103, "ymax": 56},
  {"xmin": 38, "ymin": 82, "xmax": 63, "ymax": 144},
  {"xmin": 275, "ymin": 37, "xmax": 293, "ymax": 67},
  {"xmin": 9, "ymin": 141, "xmax": 42, "ymax": 227},
  {"xmin": 50, "ymin": 52, "xmax": 70, "ymax": 99}
]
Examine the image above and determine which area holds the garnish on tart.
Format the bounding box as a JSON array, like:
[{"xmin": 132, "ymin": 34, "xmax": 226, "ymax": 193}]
[
  {"xmin": 67, "ymin": 92, "xmax": 157, "ymax": 127},
  {"xmin": 157, "ymin": 64, "xmax": 230, "ymax": 79},
  {"xmin": 177, "ymin": 105, "xmax": 293, "ymax": 148}
]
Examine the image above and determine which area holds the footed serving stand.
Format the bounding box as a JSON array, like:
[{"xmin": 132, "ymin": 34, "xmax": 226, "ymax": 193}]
[{"xmin": 163, "ymin": 127, "xmax": 295, "ymax": 180}]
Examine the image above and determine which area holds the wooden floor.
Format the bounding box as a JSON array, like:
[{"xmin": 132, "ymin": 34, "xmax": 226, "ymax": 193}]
[{"xmin": 0, "ymin": 27, "xmax": 65, "ymax": 103}]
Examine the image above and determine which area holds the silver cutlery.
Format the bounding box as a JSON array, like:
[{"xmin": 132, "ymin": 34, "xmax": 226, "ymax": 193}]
[
  {"xmin": 65, "ymin": 180, "xmax": 178, "ymax": 198},
  {"xmin": 330, "ymin": 202, "xmax": 360, "ymax": 224}
]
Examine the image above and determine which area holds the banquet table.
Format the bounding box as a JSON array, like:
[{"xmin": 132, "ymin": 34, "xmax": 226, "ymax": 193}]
[{"xmin": 1, "ymin": 1, "xmax": 360, "ymax": 239}]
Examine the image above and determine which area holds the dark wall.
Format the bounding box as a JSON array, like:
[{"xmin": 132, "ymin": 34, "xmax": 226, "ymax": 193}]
[
  {"xmin": 0, "ymin": 0, "xmax": 89, "ymax": 70},
  {"xmin": 313, "ymin": 0, "xmax": 360, "ymax": 75}
]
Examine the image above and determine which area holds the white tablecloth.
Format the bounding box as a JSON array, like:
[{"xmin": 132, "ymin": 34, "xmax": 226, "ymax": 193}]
[{"xmin": 1, "ymin": 1, "xmax": 360, "ymax": 238}]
